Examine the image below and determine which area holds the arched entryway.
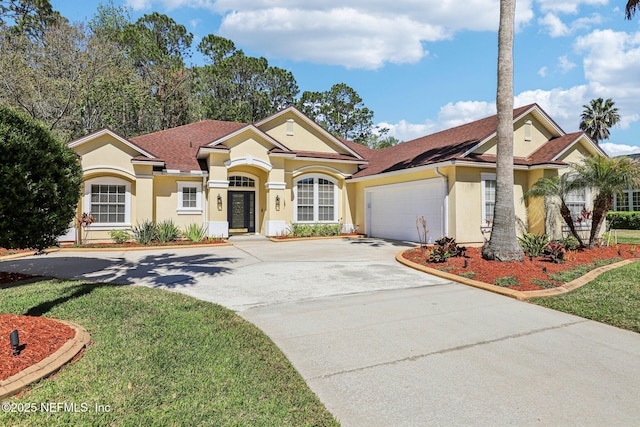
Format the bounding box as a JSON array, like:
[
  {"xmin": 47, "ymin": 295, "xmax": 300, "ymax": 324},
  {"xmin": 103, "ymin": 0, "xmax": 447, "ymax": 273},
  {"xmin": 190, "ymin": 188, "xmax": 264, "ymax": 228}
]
[{"xmin": 227, "ymin": 173, "xmax": 259, "ymax": 234}]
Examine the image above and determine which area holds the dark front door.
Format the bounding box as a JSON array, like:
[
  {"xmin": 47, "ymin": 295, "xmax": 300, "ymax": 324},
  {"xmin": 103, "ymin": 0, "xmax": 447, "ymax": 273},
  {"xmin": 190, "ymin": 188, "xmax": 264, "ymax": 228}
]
[{"xmin": 228, "ymin": 191, "xmax": 255, "ymax": 233}]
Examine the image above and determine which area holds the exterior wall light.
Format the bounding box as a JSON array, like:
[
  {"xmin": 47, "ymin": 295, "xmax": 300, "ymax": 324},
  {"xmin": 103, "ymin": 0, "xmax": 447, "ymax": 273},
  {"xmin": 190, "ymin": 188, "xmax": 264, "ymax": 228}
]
[
  {"xmin": 10, "ymin": 329, "xmax": 20, "ymax": 356},
  {"xmin": 217, "ymin": 194, "xmax": 223, "ymax": 211},
  {"xmin": 275, "ymin": 195, "xmax": 280, "ymax": 211}
]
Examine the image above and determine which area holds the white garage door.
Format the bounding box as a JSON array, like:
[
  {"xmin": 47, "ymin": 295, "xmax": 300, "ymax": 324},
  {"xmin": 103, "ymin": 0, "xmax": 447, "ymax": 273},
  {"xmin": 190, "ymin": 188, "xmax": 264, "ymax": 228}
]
[{"xmin": 366, "ymin": 179, "xmax": 445, "ymax": 242}]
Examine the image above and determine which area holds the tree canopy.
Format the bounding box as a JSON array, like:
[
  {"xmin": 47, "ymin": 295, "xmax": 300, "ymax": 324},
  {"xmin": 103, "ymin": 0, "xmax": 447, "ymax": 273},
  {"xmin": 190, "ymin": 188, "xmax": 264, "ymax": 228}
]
[
  {"xmin": 0, "ymin": 105, "xmax": 82, "ymax": 250},
  {"xmin": 0, "ymin": 3, "xmax": 381, "ymax": 144},
  {"xmin": 579, "ymin": 98, "xmax": 620, "ymax": 145}
]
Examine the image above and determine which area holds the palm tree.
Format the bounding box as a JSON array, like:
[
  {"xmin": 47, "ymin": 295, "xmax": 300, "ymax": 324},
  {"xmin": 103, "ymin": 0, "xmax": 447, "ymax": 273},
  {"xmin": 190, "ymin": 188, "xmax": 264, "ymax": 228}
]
[
  {"xmin": 523, "ymin": 174, "xmax": 586, "ymax": 248},
  {"xmin": 627, "ymin": 0, "xmax": 638, "ymax": 19},
  {"xmin": 482, "ymin": 0, "xmax": 524, "ymax": 261},
  {"xmin": 579, "ymin": 98, "xmax": 620, "ymax": 145},
  {"xmin": 572, "ymin": 156, "xmax": 640, "ymax": 248}
]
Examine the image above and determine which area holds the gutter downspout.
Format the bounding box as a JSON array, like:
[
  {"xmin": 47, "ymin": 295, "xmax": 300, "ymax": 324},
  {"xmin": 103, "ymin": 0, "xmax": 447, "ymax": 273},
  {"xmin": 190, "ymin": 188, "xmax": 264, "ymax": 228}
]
[
  {"xmin": 202, "ymin": 175, "xmax": 208, "ymax": 236},
  {"xmin": 434, "ymin": 167, "xmax": 449, "ymax": 237}
]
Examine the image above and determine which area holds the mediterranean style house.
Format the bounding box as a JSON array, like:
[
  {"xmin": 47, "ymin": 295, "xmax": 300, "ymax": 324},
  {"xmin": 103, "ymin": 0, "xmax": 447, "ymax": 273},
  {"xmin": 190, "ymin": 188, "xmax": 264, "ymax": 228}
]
[{"xmin": 65, "ymin": 103, "xmax": 605, "ymax": 244}]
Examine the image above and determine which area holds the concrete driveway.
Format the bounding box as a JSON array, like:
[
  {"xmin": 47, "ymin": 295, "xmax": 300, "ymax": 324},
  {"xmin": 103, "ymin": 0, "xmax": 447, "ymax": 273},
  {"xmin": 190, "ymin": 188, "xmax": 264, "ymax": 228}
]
[{"xmin": 2, "ymin": 237, "xmax": 640, "ymax": 426}]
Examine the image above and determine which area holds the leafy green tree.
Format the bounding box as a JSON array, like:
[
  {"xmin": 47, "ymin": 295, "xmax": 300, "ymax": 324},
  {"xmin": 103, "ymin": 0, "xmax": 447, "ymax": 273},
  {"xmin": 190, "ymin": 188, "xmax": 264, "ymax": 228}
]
[
  {"xmin": 0, "ymin": 19, "xmax": 88, "ymax": 140},
  {"xmin": 0, "ymin": 105, "xmax": 82, "ymax": 250},
  {"xmin": 0, "ymin": 0, "xmax": 60, "ymax": 38},
  {"xmin": 579, "ymin": 98, "xmax": 620, "ymax": 145},
  {"xmin": 482, "ymin": 0, "xmax": 524, "ymax": 261},
  {"xmin": 626, "ymin": 0, "xmax": 638, "ymax": 19},
  {"xmin": 572, "ymin": 156, "xmax": 640, "ymax": 248},
  {"xmin": 298, "ymin": 83, "xmax": 375, "ymax": 144},
  {"xmin": 524, "ymin": 174, "xmax": 586, "ymax": 248},
  {"xmin": 123, "ymin": 12, "xmax": 193, "ymax": 130},
  {"xmin": 193, "ymin": 35, "xmax": 298, "ymax": 123}
]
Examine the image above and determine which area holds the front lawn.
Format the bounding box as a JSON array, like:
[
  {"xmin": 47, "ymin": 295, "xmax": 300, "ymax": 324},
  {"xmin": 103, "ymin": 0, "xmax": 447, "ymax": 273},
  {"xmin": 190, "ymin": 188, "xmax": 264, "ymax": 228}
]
[
  {"xmin": 603, "ymin": 229, "xmax": 640, "ymax": 245},
  {"xmin": 530, "ymin": 262, "xmax": 640, "ymax": 333},
  {"xmin": 0, "ymin": 279, "xmax": 338, "ymax": 426}
]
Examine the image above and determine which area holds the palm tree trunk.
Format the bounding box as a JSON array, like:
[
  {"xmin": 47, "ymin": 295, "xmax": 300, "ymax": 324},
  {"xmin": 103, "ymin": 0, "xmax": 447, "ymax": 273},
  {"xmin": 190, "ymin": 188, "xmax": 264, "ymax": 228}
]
[
  {"xmin": 560, "ymin": 203, "xmax": 585, "ymax": 248},
  {"xmin": 588, "ymin": 194, "xmax": 613, "ymax": 248},
  {"xmin": 482, "ymin": 0, "xmax": 524, "ymax": 262}
]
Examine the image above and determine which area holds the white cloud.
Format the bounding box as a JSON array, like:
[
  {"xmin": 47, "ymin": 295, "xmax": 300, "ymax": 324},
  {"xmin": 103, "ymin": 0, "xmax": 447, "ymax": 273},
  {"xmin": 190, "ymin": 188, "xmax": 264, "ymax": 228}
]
[
  {"xmin": 600, "ymin": 142, "xmax": 640, "ymax": 156},
  {"xmin": 126, "ymin": 0, "xmax": 536, "ymax": 69},
  {"xmin": 537, "ymin": 0, "xmax": 607, "ymax": 14},
  {"xmin": 539, "ymin": 13, "xmax": 570, "ymax": 37},
  {"xmin": 538, "ymin": 66, "xmax": 548, "ymax": 77},
  {"xmin": 558, "ymin": 55, "xmax": 577, "ymax": 73},
  {"xmin": 379, "ymin": 120, "xmax": 439, "ymax": 142},
  {"xmin": 538, "ymin": 12, "xmax": 602, "ymax": 37}
]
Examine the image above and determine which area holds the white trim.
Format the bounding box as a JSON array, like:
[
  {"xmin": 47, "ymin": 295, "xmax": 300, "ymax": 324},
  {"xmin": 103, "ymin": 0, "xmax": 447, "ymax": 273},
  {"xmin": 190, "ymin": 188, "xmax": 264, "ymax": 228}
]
[
  {"xmin": 265, "ymin": 182, "xmax": 286, "ymax": 190},
  {"xmin": 269, "ymin": 152, "xmax": 297, "ymax": 158},
  {"xmin": 131, "ymin": 160, "xmax": 165, "ymax": 166},
  {"xmin": 83, "ymin": 165, "xmax": 137, "ymax": 179},
  {"xmin": 68, "ymin": 128, "xmax": 157, "ymax": 159},
  {"xmin": 348, "ymin": 162, "xmax": 452, "ymax": 183},
  {"xmin": 208, "ymin": 180, "xmax": 230, "ymax": 189},
  {"xmin": 206, "ymin": 125, "xmax": 290, "ymax": 151},
  {"xmin": 154, "ymin": 170, "xmax": 209, "ymax": 177},
  {"xmin": 197, "ymin": 147, "xmax": 231, "ymax": 158},
  {"xmin": 228, "ymin": 172, "xmax": 260, "ymax": 233},
  {"xmin": 293, "ymin": 174, "xmax": 339, "ymax": 223},
  {"xmin": 177, "ymin": 181, "xmax": 203, "ymax": 214},
  {"xmin": 84, "ymin": 176, "xmax": 132, "ymax": 229},
  {"xmin": 253, "ymin": 107, "xmax": 365, "ymax": 160},
  {"xmin": 293, "ymin": 156, "xmax": 367, "ymax": 165},
  {"xmin": 289, "ymin": 165, "xmax": 352, "ymax": 178},
  {"xmin": 225, "ymin": 156, "xmax": 273, "ymax": 172},
  {"xmin": 481, "ymin": 173, "xmax": 496, "ymax": 227},
  {"xmin": 552, "ymin": 134, "xmax": 608, "ymax": 161},
  {"xmin": 265, "ymin": 220, "xmax": 287, "ymax": 236},
  {"xmin": 208, "ymin": 221, "xmax": 229, "ymax": 238},
  {"xmin": 460, "ymin": 104, "xmax": 566, "ymax": 159}
]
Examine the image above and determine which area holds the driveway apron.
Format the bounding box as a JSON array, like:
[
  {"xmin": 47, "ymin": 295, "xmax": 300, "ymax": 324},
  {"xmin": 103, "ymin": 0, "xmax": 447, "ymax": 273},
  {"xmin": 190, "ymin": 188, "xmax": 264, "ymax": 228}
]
[{"xmin": 2, "ymin": 238, "xmax": 640, "ymax": 426}]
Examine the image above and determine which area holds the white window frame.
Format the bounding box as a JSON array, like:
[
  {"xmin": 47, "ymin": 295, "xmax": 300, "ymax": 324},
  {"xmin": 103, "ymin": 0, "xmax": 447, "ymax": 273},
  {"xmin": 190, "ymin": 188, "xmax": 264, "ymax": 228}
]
[
  {"xmin": 84, "ymin": 177, "xmax": 131, "ymax": 230},
  {"xmin": 614, "ymin": 189, "xmax": 640, "ymax": 212},
  {"xmin": 177, "ymin": 181, "xmax": 203, "ymax": 214},
  {"xmin": 293, "ymin": 174, "xmax": 339, "ymax": 223},
  {"xmin": 481, "ymin": 173, "xmax": 496, "ymax": 227}
]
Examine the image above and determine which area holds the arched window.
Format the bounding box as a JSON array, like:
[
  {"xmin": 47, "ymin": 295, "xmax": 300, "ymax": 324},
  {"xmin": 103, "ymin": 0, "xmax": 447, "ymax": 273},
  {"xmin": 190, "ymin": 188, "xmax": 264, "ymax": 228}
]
[{"xmin": 294, "ymin": 175, "xmax": 338, "ymax": 222}]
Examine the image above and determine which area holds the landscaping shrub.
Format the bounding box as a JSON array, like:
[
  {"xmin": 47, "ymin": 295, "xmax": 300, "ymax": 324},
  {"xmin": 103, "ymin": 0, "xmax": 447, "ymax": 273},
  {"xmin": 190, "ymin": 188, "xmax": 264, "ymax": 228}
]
[
  {"xmin": 183, "ymin": 223, "xmax": 208, "ymax": 242},
  {"xmin": 607, "ymin": 211, "xmax": 640, "ymax": 230},
  {"xmin": 288, "ymin": 223, "xmax": 340, "ymax": 237},
  {"xmin": 109, "ymin": 229, "xmax": 131, "ymax": 244},
  {"xmin": 543, "ymin": 241, "xmax": 566, "ymax": 264},
  {"xmin": 429, "ymin": 237, "xmax": 466, "ymax": 263},
  {"xmin": 562, "ymin": 235, "xmax": 581, "ymax": 251},
  {"xmin": 132, "ymin": 220, "xmax": 157, "ymax": 245},
  {"xmin": 518, "ymin": 233, "xmax": 550, "ymax": 257},
  {"xmin": 156, "ymin": 219, "xmax": 181, "ymax": 243}
]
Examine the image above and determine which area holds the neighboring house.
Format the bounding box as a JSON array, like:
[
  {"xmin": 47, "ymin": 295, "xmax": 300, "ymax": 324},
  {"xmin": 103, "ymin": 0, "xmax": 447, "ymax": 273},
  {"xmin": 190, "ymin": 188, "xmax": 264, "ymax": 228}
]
[
  {"xmin": 66, "ymin": 103, "xmax": 605, "ymax": 244},
  {"xmin": 613, "ymin": 153, "xmax": 640, "ymax": 212}
]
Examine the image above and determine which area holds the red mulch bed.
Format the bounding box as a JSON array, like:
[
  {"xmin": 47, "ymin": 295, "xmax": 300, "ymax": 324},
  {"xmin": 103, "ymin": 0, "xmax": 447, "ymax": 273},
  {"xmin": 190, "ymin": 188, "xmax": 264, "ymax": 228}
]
[
  {"xmin": 0, "ymin": 248, "xmax": 34, "ymax": 257},
  {"xmin": 402, "ymin": 244, "xmax": 639, "ymax": 291},
  {"xmin": 59, "ymin": 238, "xmax": 226, "ymax": 248},
  {"xmin": 0, "ymin": 314, "xmax": 76, "ymax": 381}
]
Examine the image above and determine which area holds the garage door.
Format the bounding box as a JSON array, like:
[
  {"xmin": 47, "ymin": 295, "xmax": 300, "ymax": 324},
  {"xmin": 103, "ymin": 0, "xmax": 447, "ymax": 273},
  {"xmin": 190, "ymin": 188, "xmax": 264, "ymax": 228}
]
[{"xmin": 366, "ymin": 179, "xmax": 445, "ymax": 242}]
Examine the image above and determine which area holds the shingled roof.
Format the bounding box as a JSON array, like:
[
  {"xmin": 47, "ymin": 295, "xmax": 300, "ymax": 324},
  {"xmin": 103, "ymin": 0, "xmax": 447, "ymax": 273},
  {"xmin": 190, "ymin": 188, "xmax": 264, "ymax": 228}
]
[
  {"xmin": 347, "ymin": 104, "xmax": 600, "ymax": 178},
  {"xmin": 130, "ymin": 120, "xmax": 246, "ymax": 171}
]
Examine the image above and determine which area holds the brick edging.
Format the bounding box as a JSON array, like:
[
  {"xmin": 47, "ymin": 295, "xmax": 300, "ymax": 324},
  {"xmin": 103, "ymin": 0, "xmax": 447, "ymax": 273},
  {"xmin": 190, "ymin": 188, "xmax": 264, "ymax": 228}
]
[{"xmin": 0, "ymin": 320, "xmax": 91, "ymax": 400}]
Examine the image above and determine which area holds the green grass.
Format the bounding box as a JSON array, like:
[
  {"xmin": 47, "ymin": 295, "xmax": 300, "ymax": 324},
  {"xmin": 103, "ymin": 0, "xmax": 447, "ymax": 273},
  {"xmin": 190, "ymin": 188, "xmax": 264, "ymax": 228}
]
[
  {"xmin": 548, "ymin": 258, "xmax": 621, "ymax": 283},
  {"xmin": 0, "ymin": 279, "xmax": 339, "ymax": 426},
  {"xmin": 603, "ymin": 229, "xmax": 640, "ymax": 245},
  {"xmin": 531, "ymin": 262, "xmax": 640, "ymax": 333},
  {"xmin": 494, "ymin": 276, "xmax": 519, "ymax": 287}
]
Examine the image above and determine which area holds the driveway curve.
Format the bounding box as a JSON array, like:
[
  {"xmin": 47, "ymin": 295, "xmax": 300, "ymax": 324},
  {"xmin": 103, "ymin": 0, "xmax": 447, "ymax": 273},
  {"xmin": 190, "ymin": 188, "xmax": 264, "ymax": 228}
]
[{"xmin": 3, "ymin": 237, "xmax": 640, "ymax": 426}]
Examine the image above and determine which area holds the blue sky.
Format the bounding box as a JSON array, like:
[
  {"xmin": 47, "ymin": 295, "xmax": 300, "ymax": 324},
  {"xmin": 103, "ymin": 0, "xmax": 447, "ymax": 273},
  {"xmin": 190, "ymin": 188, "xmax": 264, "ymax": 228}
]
[{"xmin": 51, "ymin": 0, "xmax": 640, "ymax": 155}]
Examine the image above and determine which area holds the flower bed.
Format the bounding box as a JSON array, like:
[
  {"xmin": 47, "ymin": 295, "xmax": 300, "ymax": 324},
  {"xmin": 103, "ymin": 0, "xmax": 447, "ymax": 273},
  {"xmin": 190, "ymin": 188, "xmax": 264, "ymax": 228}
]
[
  {"xmin": 59, "ymin": 238, "xmax": 226, "ymax": 249},
  {"xmin": 0, "ymin": 314, "xmax": 75, "ymax": 381},
  {"xmin": 402, "ymin": 244, "xmax": 639, "ymax": 291}
]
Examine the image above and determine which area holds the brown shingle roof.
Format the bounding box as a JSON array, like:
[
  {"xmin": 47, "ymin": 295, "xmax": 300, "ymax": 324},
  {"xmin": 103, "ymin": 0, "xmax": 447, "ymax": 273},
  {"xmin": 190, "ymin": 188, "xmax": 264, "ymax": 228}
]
[
  {"xmin": 349, "ymin": 104, "xmax": 594, "ymax": 178},
  {"xmin": 130, "ymin": 120, "xmax": 246, "ymax": 171}
]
